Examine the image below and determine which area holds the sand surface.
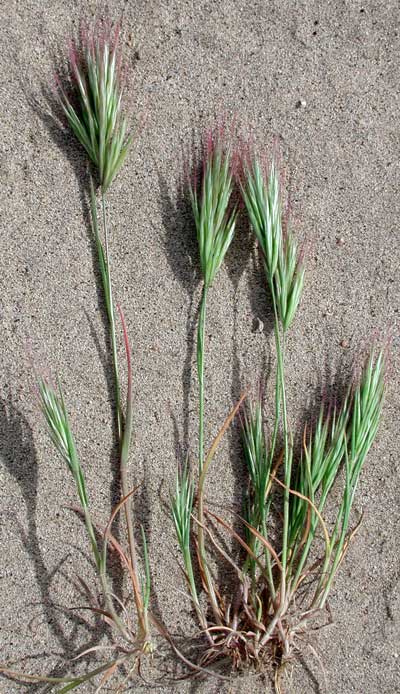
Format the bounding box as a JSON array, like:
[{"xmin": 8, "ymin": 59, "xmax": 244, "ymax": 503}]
[{"xmin": 0, "ymin": 1, "xmax": 399, "ymax": 692}]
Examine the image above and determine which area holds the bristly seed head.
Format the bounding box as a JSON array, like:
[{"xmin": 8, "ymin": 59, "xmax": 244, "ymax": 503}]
[
  {"xmin": 241, "ymin": 153, "xmax": 305, "ymax": 331},
  {"xmin": 57, "ymin": 18, "xmax": 134, "ymax": 192},
  {"xmin": 189, "ymin": 127, "xmax": 237, "ymax": 287}
]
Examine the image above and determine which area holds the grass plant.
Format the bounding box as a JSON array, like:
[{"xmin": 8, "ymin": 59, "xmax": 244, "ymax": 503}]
[
  {"xmin": 58, "ymin": 18, "xmax": 153, "ymax": 660},
  {"xmin": 1, "ymin": 18, "xmax": 152, "ymax": 693},
  {"xmin": 172, "ymin": 142, "xmax": 386, "ymax": 690},
  {"xmin": 173, "ymin": 129, "xmax": 239, "ymax": 634}
]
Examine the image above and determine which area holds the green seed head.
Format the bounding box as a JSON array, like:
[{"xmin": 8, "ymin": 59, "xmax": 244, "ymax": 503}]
[
  {"xmin": 348, "ymin": 347, "xmax": 385, "ymax": 477},
  {"xmin": 275, "ymin": 231, "xmax": 305, "ymax": 331},
  {"xmin": 190, "ymin": 129, "xmax": 237, "ymax": 287},
  {"xmin": 242, "ymin": 155, "xmax": 305, "ymax": 330},
  {"xmin": 39, "ymin": 377, "xmax": 89, "ymax": 509},
  {"xmin": 241, "ymin": 158, "xmax": 282, "ymax": 279},
  {"xmin": 171, "ymin": 465, "xmax": 194, "ymax": 554},
  {"xmin": 58, "ymin": 19, "xmax": 134, "ymax": 192}
]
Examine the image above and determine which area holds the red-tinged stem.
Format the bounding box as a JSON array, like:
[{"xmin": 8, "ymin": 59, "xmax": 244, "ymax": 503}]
[{"xmin": 117, "ymin": 305, "xmax": 151, "ymax": 646}]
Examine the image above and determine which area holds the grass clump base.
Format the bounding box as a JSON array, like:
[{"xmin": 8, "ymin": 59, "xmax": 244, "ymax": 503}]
[{"xmin": 172, "ymin": 133, "xmax": 386, "ymax": 691}]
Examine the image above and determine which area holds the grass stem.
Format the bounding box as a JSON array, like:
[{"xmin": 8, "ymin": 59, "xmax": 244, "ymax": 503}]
[
  {"xmin": 118, "ymin": 306, "xmax": 151, "ymax": 645},
  {"xmin": 197, "ymin": 283, "xmax": 208, "ymax": 474},
  {"xmin": 271, "ymin": 284, "xmax": 291, "ymax": 606},
  {"xmin": 101, "ymin": 191, "xmax": 123, "ymax": 440},
  {"xmin": 195, "ymin": 283, "xmax": 223, "ymax": 622}
]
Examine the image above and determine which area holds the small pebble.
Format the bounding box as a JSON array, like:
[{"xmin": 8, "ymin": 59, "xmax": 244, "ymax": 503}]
[
  {"xmin": 340, "ymin": 339, "xmax": 349, "ymax": 349},
  {"xmin": 253, "ymin": 317, "xmax": 264, "ymax": 334},
  {"xmin": 296, "ymin": 99, "xmax": 307, "ymax": 109},
  {"xmin": 336, "ymin": 237, "xmax": 345, "ymax": 246}
]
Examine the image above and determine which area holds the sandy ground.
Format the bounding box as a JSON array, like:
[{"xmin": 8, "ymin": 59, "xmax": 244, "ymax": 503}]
[{"xmin": 0, "ymin": 1, "xmax": 399, "ymax": 692}]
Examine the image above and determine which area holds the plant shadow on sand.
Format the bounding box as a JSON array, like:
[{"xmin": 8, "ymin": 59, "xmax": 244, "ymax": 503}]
[
  {"xmin": 0, "ymin": 390, "xmax": 105, "ymax": 691},
  {"xmin": 157, "ymin": 163, "xmax": 200, "ymax": 462}
]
